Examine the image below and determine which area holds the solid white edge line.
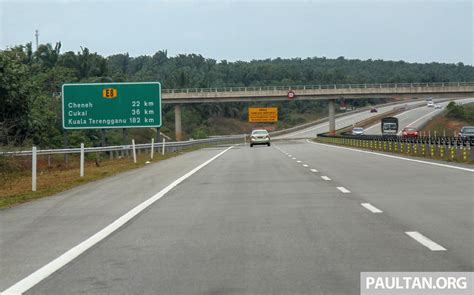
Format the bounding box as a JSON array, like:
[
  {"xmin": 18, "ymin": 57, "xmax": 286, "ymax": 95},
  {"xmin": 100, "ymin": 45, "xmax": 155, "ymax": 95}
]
[
  {"xmin": 361, "ymin": 203, "xmax": 383, "ymax": 213},
  {"xmin": 1, "ymin": 146, "xmax": 234, "ymax": 295},
  {"xmin": 306, "ymin": 140, "xmax": 474, "ymax": 173},
  {"xmin": 310, "ymin": 169, "xmax": 318, "ymax": 172},
  {"xmin": 405, "ymin": 231, "xmax": 447, "ymax": 251},
  {"xmin": 337, "ymin": 187, "xmax": 351, "ymax": 193},
  {"xmin": 321, "ymin": 176, "xmax": 331, "ymax": 181}
]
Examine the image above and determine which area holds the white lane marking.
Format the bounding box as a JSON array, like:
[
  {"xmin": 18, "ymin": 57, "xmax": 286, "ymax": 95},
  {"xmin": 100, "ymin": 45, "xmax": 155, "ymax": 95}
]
[
  {"xmin": 296, "ymin": 160, "xmax": 302, "ymax": 163},
  {"xmin": 302, "ymin": 164, "xmax": 308, "ymax": 167},
  {"xmin": 307, "ymin": 140, "xmax": 474, "ymax": 173},
  {"xmin": 361, "ymin": 203, "xmax": 383, "ymax": 213},
  {"xmin": 310, "ymin": 169, "xmax": 318, "ymax": 173},
  {"xmin": 321, "ymin": 176, "xmax": 331, "ymax": 181},
  {"xmin": 337, "ymin": 187, "xmax": 351, "ymax": 193},
  {"xmin": 1, "ymin": 146, "xmax": 234, "ymax": 295},
  {"xmin": 288, "ymin": 155, "xmax": 292, "ymax": 157},
  {"xmin": 292, "ymin": 157, "xmax": 297, "ymax": 160},
  {"xmin": 405, "ymin": 231, "xmax": 447, "ymax": 251}
]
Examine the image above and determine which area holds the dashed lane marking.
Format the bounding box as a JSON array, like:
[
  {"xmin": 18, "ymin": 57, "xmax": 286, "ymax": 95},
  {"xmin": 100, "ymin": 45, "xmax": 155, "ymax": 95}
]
[
  {"xmin": 405, "ymin": 231, "xmax": 447, "ymax": 251},
  {"xmin": 361, "ymin": 203, "xmax": 383, "ymax": 213},
  {"xmin": 337, "ymin": 187, "xmax": 351, "ymax": 193}
]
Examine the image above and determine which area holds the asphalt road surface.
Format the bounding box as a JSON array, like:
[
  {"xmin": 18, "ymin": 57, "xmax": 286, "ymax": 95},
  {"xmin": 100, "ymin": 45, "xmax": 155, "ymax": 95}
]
[{"xmin": 1, "ymin": 99, "xmax": 473, "ymax": 295}]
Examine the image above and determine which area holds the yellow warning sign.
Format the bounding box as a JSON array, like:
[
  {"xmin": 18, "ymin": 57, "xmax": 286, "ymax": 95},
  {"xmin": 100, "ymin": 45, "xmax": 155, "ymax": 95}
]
[{"xmin": 248, "ymin": 107, "xmax": 278, "ymax": 123}]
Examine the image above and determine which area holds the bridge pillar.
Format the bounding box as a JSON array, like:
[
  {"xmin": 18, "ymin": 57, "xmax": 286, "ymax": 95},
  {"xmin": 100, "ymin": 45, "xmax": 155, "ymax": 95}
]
[
  {"xmin": 328, "ymin": 99, "xmax": 336, "ymax": 135},
  {"xmin": 174, "ymin": 104, "xmax": 182, "ymax": 141}
]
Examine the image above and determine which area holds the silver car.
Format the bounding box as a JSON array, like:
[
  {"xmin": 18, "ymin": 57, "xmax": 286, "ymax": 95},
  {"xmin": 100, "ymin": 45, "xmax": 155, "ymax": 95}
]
[
  {"xmin": 250, "ymin": 129, "xmax": 270, "ymax": 147},
  {"xmin": 351, "ymin": 127, "xmax": 365, "ymax": 136}
]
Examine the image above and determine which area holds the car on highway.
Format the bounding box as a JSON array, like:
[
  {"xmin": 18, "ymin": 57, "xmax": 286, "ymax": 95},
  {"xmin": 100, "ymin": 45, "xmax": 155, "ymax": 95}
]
[
  {"xmin": 351, "ymin": 127, "xmax": 365, "ymax": 136},
  {"xmin": 427, "ymin": 101, "xmax": 435, "ymax": 107},
  {"xmin": 434, "ymin": 103, "xmax": 442, "ymax": 109},
  {"xmin": 250, "ymin": 129, "xmax": 271, "ymax": 147},
  {"xmin": 401, "ymin": 127, "xmax": 419, "ymax": 138},
  {"xmin": 458, "ymin": 126, "xmax": 474, "ymax": 139},
  {"xmin": 370, "ymin": 108, "xmax": 378, "ymax": 113}
]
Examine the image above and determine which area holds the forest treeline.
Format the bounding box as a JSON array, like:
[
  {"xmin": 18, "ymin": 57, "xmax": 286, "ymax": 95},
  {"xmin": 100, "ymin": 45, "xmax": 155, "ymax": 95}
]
[{"xmin": 1, "ymin": 42, "xmax": 473, "ymax": 147}]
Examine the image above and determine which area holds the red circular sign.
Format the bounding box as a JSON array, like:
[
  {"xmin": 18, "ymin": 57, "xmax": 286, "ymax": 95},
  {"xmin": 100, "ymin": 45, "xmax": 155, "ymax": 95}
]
[{"xmin": 287, "ymin": 90, "xmax": 295, "ymax": 100}]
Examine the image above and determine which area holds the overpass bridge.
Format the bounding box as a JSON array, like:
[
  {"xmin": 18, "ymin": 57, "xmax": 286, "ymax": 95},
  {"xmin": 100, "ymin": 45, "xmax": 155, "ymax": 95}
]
[{"xmin": 162, "ymin": 82, "xmax": 474, "ymax": 140}]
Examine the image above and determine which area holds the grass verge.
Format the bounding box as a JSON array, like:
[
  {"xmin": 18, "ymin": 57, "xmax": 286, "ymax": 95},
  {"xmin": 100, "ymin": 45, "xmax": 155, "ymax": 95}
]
[{"xmin": 0, "ymin": 143, "xmax": 229, "ymax": 209}]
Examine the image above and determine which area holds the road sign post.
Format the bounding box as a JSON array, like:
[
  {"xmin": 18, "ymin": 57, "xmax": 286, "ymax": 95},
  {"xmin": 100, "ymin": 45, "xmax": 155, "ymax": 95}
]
[{"xmin": 62, "ymin": 82, "xmax": 161, "ymax": 129}]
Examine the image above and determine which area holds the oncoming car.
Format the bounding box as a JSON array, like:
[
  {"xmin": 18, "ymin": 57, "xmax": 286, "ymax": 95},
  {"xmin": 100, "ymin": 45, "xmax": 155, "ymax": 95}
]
[
  {"xmin": 250, "ymin": 129, "xmax": 270, "ymax": 147},
  {"xmin": 351, "ymin": 127, "xmax": 365, "ymax": 136}
]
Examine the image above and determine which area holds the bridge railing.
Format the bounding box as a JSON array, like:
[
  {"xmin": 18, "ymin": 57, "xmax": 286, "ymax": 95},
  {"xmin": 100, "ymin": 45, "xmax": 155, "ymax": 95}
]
[{"xmin": 162, "ymin": 81, "xmax": 474, "ymax": 94}]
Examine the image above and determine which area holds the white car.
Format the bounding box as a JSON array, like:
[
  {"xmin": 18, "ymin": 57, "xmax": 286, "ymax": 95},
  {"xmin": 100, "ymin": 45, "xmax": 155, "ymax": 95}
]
[
  {"xmin": 427, "ymin": 101, "xmax": 434, "ymax": 107},
  {"xmin": 434, "ymin": 103, "xmax": 442, "ymax": 109},
  {"xmin": 351, "ymin": 127, "xmax": 365, "ymax": 136},
  {"xmin": 250, "ymin": 129, "xmax": 270, "ymax": 147}
]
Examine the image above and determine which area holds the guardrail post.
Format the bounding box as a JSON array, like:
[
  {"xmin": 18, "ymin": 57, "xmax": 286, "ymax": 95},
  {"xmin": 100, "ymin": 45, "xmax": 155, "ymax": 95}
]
[
  {"xmin": 162, "ymin": 138, "xmax": 166, "ymax": 155},
  {"xmin": 132, "ymin": 139, "xmax": 137, "ymax": 163},
  {"xmin": 151, "ymin": 138, "xmax": 154, "ymax": 159},
  {"xmin": 80, "ymin": 143, "xmax": 84, "ymax": 177},
  {"xmin": 32, "ymin": 146, "xmax": 37, "ymax": 192},
  {"xmin": 244, "ymin": 134, "xmax": 246, "ymax": 145}
]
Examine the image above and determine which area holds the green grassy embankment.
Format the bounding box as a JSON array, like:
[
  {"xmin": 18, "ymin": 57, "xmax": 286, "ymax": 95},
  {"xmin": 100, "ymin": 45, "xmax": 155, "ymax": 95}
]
[
  {"xmin": 0, "ymin": 144, "xmax": 220, "ymax": 209},
  {"xmin": 421, "ymin": 102, "xmax": 474, "ymax": 136}
]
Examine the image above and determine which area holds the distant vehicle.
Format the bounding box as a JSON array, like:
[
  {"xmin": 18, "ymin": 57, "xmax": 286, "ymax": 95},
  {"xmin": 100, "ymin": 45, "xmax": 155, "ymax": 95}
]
[
  {"xmin": 434, "ymin": 103, "xmax": 442, "ymax": 109},
  {"xmin": 250, "ymin": 129, "xmax": 270, "ymax": 147},
  {"xmin": 459, "ymin": 126, "xmax": 474, "ymax": 139},
  {"xmin": 381, "ymin": 117, "xmax": 399, "ymax": 135},
  {"xmin": 370, "ymin": 108, "xmax": 378, "ymax": 113},
  {"xmin": 427, "ymin": 101, "xmax": 435, "ymax": 107},
  {"xmin": 401, "ymin": 127, "xmax": 419, "ymax": 138},
  {"xmin": 352, "ymin": 127, "xmax": 365, "ymax": 136}
]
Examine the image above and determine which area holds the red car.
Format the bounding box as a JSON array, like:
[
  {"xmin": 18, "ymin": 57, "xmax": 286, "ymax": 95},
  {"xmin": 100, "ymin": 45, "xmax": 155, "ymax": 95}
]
[
  {"xmin": 370, "ymin": 108, "xmax": 378, "ymax": 113},
  {"xmin": 401, "ymin": 127, "xmax": 419, "ymax": 138}
]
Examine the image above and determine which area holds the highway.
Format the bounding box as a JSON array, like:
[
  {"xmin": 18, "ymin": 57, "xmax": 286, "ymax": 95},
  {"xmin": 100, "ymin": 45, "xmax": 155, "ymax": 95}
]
[
  {"xmin": 1, "ymin": 99, "xmax": 473, "ymax": 294},
  {"xmin": 364, "ymin": 98, "xmax": 474, "ymax": 135},
  {"xmin": 277, "ymin": 99, "xmax": 432, "ymax": 139}
]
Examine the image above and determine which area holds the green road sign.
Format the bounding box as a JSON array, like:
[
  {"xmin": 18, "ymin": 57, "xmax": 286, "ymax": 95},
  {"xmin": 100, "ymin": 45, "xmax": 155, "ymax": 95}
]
[{"xmin": 62, "ymin": 82, "xmax": 161, "ymax": 129}]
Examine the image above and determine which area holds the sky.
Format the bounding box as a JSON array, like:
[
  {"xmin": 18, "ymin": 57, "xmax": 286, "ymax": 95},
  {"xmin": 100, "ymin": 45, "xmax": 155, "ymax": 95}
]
[{"xmin": 0, "ymin": 0, "xmax": 472, "ymax": 64}]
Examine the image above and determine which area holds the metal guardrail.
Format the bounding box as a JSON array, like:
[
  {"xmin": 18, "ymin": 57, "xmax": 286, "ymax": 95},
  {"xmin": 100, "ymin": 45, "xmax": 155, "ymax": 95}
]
[
  {"xmin": 317, "ymin": 134, "xmax": 473, "ymax": 162},
  {"xmin": 163, "ymin": 82, "xmax": 474, "ymax": 94},
  {"xmin": 1, "ymin": 135, "xmax": 246, "ymax": 157}
]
